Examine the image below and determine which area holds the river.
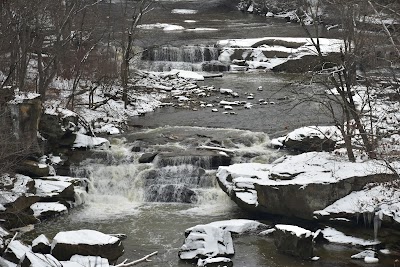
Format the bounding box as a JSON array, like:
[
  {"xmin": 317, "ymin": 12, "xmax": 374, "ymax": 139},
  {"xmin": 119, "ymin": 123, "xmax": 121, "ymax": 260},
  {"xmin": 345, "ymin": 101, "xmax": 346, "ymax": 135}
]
[{"xmin": 26, "ymin": 1, "xmax": 386, "ymax": 266}]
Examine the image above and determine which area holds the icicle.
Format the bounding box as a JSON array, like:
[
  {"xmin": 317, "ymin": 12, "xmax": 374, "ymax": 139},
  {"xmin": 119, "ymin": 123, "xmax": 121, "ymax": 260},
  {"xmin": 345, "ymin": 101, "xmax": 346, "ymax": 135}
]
[{"xmin": 373, "ymin": 210, "xmax": 382, "ymax": 241}]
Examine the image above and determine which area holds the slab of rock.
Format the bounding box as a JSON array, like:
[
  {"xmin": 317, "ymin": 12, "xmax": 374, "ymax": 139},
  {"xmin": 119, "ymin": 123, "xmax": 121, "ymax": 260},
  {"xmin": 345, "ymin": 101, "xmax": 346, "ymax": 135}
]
[
  {"xmin": 281, "ymin": 126, "xmax": 341, "ymax": 152},
  {"xmin": 51, "ymin": 230, "xmax": 124, "ymax": 263},
  {"xmin": 197, "ymin": 257, "xmax": 233, "ymax": 267},
  {"xmin": 20, "ymin": 252, "xmax": 61, "ymax": 267},
  {"xmin": 185, "ymin": 219, "xmax": 269, "ymax": 236},
  {"xmin": 274, "ymin": 224, "xmax": 314, "ymax": 259},
  {"xmin": 30, "ymin": 202, "xmax": 68, "ymax": 220},
  {"xmin": 138, "ymin": 152, "xmax": 158, "ymax": 163},
  {"xmin": 3, "ymin": 240, "xmax": 31, "ymax": 264},
  {"xmin": 179, "ymin": 225, "xmax": 234, "ymax": 261},
  {"xmin": 216, "ymin": 152, "xmax": 399, "ymax": 220},
  {"xmin": 34, "ymin": 179, "xmax": 75, "ymax": 202}
]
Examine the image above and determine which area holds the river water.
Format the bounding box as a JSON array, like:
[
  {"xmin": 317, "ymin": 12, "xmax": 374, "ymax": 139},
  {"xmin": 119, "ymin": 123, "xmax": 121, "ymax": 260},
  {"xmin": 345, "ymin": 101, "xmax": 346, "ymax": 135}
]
[{"xmin": 26, "ymin": 1, "xmax": 388, "ymax": 266}]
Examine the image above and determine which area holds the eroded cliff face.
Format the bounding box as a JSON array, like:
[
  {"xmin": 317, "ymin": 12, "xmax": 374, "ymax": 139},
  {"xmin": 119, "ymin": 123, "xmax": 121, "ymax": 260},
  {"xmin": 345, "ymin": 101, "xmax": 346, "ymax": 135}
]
[
  {"xmin": 8, "ymin": 97, "xmax": 42, "ymax": 143},
  {"xmin": 0, "ymin": 92, "xmax": 42, "ymax": 174}
]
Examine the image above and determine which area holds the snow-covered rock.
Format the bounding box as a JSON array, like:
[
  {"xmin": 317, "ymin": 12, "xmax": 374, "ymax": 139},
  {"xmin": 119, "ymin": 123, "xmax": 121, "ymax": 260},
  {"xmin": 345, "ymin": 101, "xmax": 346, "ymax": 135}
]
[
  {"xmin": 30, "ymin": 202, "xmax": 68, "ymax": 219},
  {"xmin": 274, "ymin": 224, "xmax": 314, "ymax": 259},
  {"xmin": 197, "ymin": 257, "xmax": 233, "ymax": 267},
  {"xmin": 185, "ymin": 219, "xmax": 269, "ymax": 235},
  {"xmin": 216, "ymin": 152, "xmax": 399, "ymax": 220},
  {"xmin": 73, "ymin": 133, "xmax": 110, "ymax": 149},
  {"xmin": 217, "ymin": 37, "xmax": 343, "ymax": 72},
  {"xmin": 179, "ymin": 224, "xmax": 234, "ymax": 261},
  {"xmin": 34, "ymin": 179, "xmax": 75, "ymax": 201},
  {"xmin": 32, "ymin": 234, "xmax": 51, "ymax": 254},
  {"xmin": 314, "ymin": 181, "xmax": 400, "ymax": 228},
  {"xmin": 51, "ymin": 230, "xmax": 124, "ymax": 262},
  {"xmin": 272, "ymin": 126, "xmax": 342, "ymax": 152}
]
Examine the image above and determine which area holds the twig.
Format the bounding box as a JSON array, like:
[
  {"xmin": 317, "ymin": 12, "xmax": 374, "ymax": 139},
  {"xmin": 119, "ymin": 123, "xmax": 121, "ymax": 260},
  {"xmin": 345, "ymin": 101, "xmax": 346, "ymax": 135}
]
[{"xmin": 114, "ymin": 251, "xmax": 158, "ymax": 267}]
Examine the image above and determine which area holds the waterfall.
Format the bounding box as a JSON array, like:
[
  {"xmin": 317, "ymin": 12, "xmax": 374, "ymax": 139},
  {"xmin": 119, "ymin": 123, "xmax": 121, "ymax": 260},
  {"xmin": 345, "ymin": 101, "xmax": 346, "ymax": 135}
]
[
  {"xmin": 142, "ymin": 45, "xmax": 220, "ymax": 63},
  {"xmin": 140, "ymin": 45, "xmax": 227, "ymax": 71},
  {"xmin": 69, "ymin": 126, "xmax": 282, "ymax": 209}
]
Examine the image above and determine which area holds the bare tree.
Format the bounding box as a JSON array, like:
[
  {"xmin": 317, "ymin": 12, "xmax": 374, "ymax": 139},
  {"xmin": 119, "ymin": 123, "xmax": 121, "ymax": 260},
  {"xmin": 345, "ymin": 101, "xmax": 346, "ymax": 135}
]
[
  {"xmin": 119, "ymin": 0, "xmax": 154, "ymax": 108},
  {"xmin": 295, "ymin": 0, "xmax": 400, "ymax": 161}
]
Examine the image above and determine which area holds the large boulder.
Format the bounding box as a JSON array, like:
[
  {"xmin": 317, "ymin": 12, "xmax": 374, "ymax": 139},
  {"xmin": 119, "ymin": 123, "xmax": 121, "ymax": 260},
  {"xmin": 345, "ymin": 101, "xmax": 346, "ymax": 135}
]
[
  {"xmin": 280, "ymin": 126, "xmax": 342, "ymax": 152},
  {"xmin": 179, "ymin": 220, "xmax": 268, "ymax": 262},
  {"xmin": 273, "ymin": 224, "xmax": 314, "ymax": 259},
  {"xmin": 32, "ymin": 234, "xmax": 51, "ymax": 254},
  {"xmin": 51, "ymin": 230, "xmax": 124, "ymax": 263},
  {"xmin": 30, "ymin": 202, "xmax": 68, "ymax": 220},
  {"xmin": 216, "ymin": 152, "xmax": 399, "ymax": 220}
]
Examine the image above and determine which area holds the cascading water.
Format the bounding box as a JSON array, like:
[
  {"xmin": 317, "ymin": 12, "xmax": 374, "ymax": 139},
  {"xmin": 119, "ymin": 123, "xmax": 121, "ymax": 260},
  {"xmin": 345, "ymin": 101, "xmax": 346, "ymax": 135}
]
[
  {"xmin": 69, "ymin": 126, "xmax": 283, "ymax": 209},
  {"xmin": 139, "ymin": 45, "xmax": 226, "ymax": 71}
]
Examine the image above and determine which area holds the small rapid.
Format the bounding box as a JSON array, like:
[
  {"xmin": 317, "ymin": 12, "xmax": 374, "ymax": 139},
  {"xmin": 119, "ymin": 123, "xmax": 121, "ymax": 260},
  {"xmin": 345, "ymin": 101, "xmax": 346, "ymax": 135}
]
[{"xmin": 70, "ymin": 126, "xmax": 282, "ymax": 208}]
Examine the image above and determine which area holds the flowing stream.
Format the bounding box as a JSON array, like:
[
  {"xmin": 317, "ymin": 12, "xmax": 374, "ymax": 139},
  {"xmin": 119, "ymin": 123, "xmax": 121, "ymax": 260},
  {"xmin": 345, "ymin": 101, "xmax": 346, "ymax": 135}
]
[
  {"xmin": 28, "ymin": 127, "xmax": 382, "ymax": 266},
  {"xmin": 26, "ymin": 1, "xmax": 389, "ymax": 266}
]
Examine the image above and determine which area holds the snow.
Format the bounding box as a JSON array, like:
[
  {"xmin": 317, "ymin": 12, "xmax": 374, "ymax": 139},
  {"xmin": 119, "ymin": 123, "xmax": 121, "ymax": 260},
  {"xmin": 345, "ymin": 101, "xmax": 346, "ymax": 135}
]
[
  {"xmin": 11, "ymin": 174, "xmax": 33, "ymax": 194},
  {"xmin": 34, "ymin": 179, "xmax": 72, "ymax": 197},
  {"xmin": 7, "ymin": 240, "xmax": 31, "ymax": 260},
  {"xmin": 217, "ymin": 152, "xmax": 397, "ymax": 207},
  {"xmin": 8, "ymin": 91, "xmax": 40, "ymax": 104},
  {"xmin": 171, "ymin": 69, "xmax": 204, "ymax": 81},
  {"xmin": 275, "ymin": 224, "xmax": 312, "ymax": 238},
  {"xmin": 351, "ymin": 250, "xmax": 375, "ymax": 259},
  {"xmin": 60, "ymin": 261, "xmax": 85, "ymax": 267},
  {"xmin": 284, "ymin": 126, "xmax": 342, "ymax": 142},
  {"xmin": 0, "ymin": 257, "xmax": 17, "ymax": 267},
  {"xmin": 179, "ymin": 224, "xmax": 234, "ymax": 260},
  {"xmin": 186, "ymin": 219, "xmax": 266, "ymax": 235},
  {"xmin": 32, "ymin": 234, "xmax": 50, "ymax": 247},
  {"xmin": 197, "ymin": 257, "xmax": 232, "ymax": 267},
  {"xmin": 30, "ymin": 202, "xmax": 68, "ymax": 217},
  {"xmin": 73, "ymin": 133, "xmax": 110, "ymax": 149},
  {"xmin": 52, "ymin": 230, "xmax": 119, "ymax": 247},
  {"xmin": 321, "ymin": 227, "xmax": 380, "ymax": 246},
  {"xmin": 25, "ymin": 252, "xmax": 61, "ymax": 267},
  {"xmin": 217, "ymin": 37, "xmax": 343, "ymax": 70},
  {"xmin": 163, "ymin": 25, "xmax": 185, "ymax": 31},
  {"xmin": 314, "ymin": 183, "xmax": 400, "ymax": 223},
  {"xmin": 171, "ymin": 9, "xmax": 198, "ymax": 14},
  {"xmin": 69, "ymin": 255, "xmax": 109, "ymax": 267},
  {"xmin": 364, "ymin": 256, "xmax": 379, "ymax": 264}
]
